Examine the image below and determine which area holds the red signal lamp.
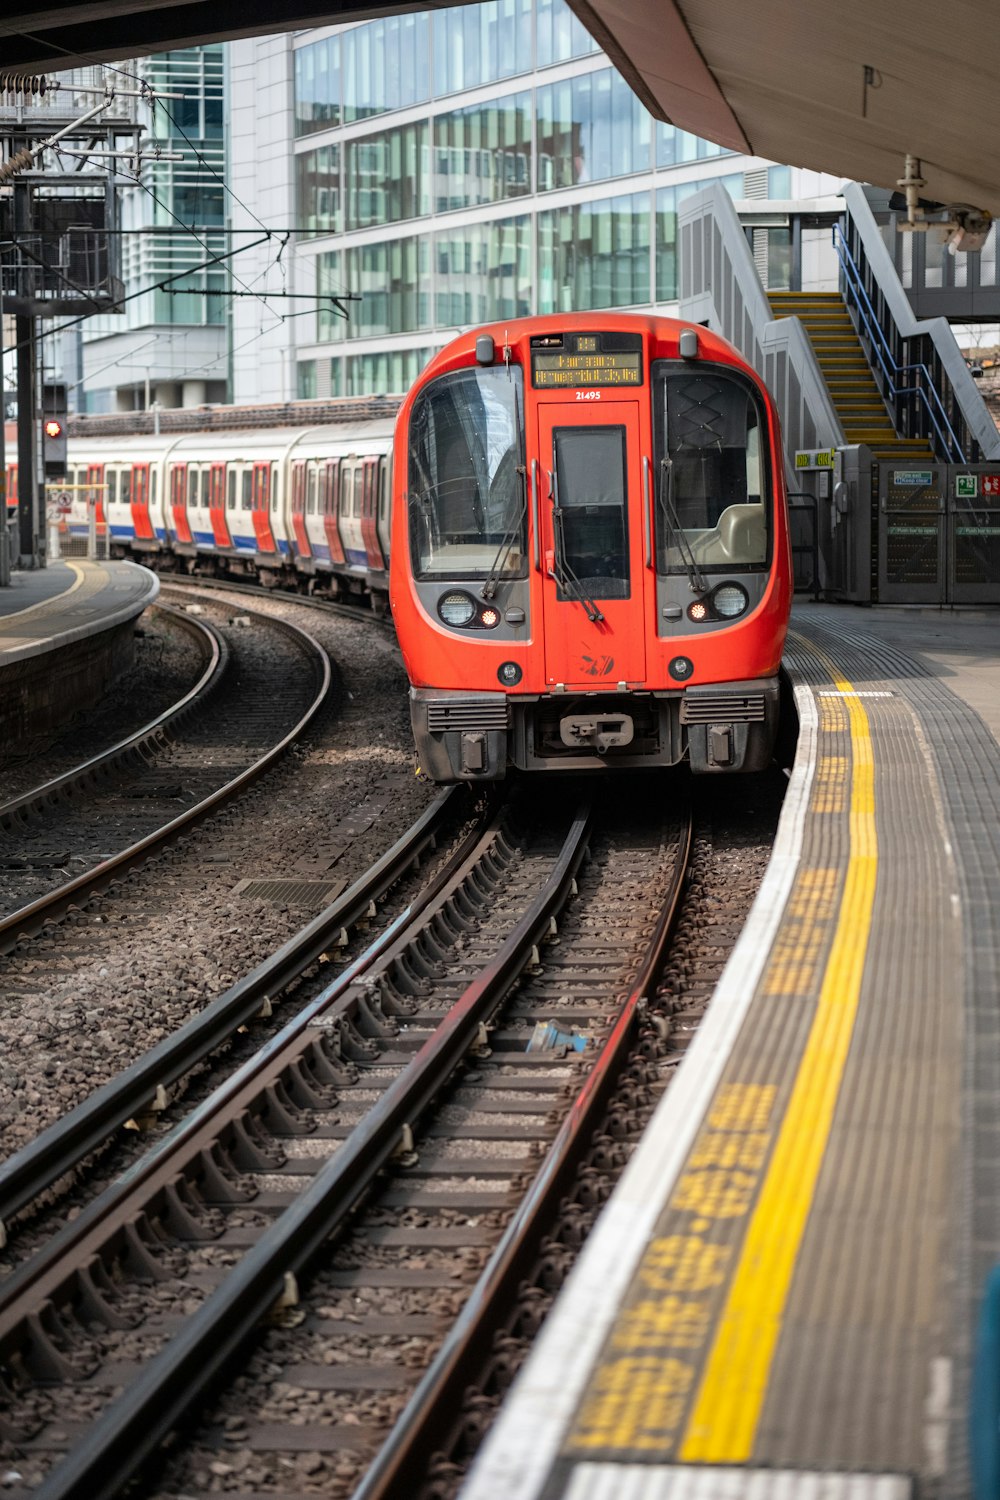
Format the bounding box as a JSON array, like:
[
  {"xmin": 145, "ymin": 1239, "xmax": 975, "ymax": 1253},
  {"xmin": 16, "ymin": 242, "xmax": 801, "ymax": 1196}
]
[{"xmin": 44, "ymin": 419, "xmax": 64, "ymax": 439}]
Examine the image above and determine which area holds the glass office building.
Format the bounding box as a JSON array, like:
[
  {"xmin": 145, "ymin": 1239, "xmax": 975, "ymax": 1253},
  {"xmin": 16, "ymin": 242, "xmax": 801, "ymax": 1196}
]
[
  {"xmin": 79, "ymin": 48, "xmax": 229, "ymax": 412},
  {"xmin": 276, "ymin": 0, "xmax": 799, "ymax": 401}
]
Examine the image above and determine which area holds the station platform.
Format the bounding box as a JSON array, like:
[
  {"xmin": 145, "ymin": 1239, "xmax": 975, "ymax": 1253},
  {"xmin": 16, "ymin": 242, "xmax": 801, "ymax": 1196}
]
[
  {"xmin": 0, "ymin": 559, "xmax": 158, "ymax": 743},
  {"xmin": 462, "ymin": 603, "xmax": 1000, "ymax": 1500}
]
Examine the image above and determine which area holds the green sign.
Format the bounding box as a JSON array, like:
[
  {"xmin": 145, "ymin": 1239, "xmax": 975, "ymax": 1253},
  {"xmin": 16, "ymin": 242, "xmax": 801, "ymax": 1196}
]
[
  {"xmin": 956, "ymin": 525, "xmax": 1000, "ymax": 536},
  {"xmin": 956, "ymin": 474, "xmax": 979, "ymax": 498},
  {"xmin": 888, "ymin": 525, "xmax": 938, "ymax": 535}
]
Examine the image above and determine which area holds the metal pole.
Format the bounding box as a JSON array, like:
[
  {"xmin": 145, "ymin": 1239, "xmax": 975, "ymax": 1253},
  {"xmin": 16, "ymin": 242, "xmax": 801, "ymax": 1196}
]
[{"xmin": 15, "ymin": 313, "xmax": 38, "ymax": 568}]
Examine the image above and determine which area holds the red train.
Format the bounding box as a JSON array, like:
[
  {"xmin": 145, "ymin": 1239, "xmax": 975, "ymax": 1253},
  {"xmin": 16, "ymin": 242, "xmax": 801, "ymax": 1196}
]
[{"xmin": 390, "ymin": 313, "xmax": 793, "ymax": 780}]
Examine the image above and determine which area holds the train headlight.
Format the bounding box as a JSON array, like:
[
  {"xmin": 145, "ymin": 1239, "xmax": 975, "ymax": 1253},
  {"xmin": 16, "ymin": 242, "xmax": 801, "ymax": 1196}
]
[
  {"xmin": 439, "ymin": 591, "xmax": 477, "ymax": 627},
  {"xmin": 480, "ymin": 606, "xmax": 501, "ymax": 628},
  {"xmin": 687, "ymin": 599, "xmax": 709, "ymax": 623},
  {"xmin": 711, "ymin": 583, "xmax": 749, "ymax": 619}
]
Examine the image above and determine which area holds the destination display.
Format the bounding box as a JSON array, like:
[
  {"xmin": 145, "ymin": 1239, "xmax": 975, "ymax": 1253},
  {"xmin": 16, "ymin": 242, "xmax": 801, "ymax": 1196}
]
[{"xmin": 532, "ymin": 350, "xmax": 643, "ymax": 388}]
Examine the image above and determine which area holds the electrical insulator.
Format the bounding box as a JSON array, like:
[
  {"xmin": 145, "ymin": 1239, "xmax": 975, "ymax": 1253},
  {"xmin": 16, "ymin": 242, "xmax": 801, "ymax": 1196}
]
[{"xmin": 0, "ymin": 73, "xmax": 48, "ymax": 99}]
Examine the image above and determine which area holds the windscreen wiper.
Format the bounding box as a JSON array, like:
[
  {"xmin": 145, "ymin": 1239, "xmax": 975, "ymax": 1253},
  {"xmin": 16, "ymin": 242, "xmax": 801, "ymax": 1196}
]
[
  {"xmin": 549, "ymin": 485, "xmax": 604, "ymax": 623},
  {"xmin": 480, "ymin": 464, "xmax": 527, "ymax": 600},
  {"xmin": 659, "ymin": 456, "xmax": 707, "ymax": 594}
]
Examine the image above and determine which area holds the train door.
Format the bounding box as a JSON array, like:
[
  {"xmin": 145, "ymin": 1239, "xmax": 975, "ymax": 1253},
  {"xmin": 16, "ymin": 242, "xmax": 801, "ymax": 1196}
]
[
  {"xmin": 360, "ymin": 456, "xmax": 385, "ymax": 570},
  {"xmin": 251, "ymin": 461, "xmax": 277, "ymax": 553},
  {"xmin": 323, "ymin": 462, "xmax": 346, "ymax": 565},
  {"xmin": 535, "ymin": 400, "xmax": 647, "ymax": 688},
  {"xmin": 208, "ymin": 463, "xmax": 230, "ymax": 547},
  {"xmin": 291, "ymin": 461, "xmax": 311, "ymax": 559},
  {"xmin": 171, "ymin": 465, "xmax": 193, "ymax": 544},
  {"xmin": 131, "ymin": 462, "xmax": 154, "ymax": 540},
  {"xmin": 87, "ymin": 464, "xmax": 106, "ymax": 533}
]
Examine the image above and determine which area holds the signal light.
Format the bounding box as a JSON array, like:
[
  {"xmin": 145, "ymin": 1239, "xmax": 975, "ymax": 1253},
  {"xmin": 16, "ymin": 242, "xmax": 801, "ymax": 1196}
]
[
  {"xmin": 688, "ymin": 599, "xmax": 709, "ymax": 622},
  {"xmin": 44, "ymin": 418, "xmax": 63, "ymax": 440},
  {"xmin": 480, "ymin": 606, "xmax": 500, "ymax": 628}
]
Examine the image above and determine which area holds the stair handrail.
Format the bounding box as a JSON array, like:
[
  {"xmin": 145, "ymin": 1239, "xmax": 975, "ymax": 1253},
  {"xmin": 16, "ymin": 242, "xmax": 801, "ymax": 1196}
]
[{"xmin": 832, "ymin": 221, "xmax": 966, "ymax": 462}]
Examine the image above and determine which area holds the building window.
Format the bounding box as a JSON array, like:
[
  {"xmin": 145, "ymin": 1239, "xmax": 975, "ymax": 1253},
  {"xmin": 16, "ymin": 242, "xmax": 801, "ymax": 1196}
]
[
  {"xmin": 657, "ymin": 123, "xmax": 732, "ymax": 168},
  {"xmin": 768, "ymin": 164, "xmax": 792, "ymax": 197},
  {"xmin": 535, "ymin": 0, "xmax": 600, "ymax": 67},
  {"xmin": 434, "ymin": 216, "xmax": 531, "ymax": 325},
  {"xmin": 298, "ymin": 361, "xmax": 317, "ymax": 398},
  {"xmin": 536, "ymin": 68, "xmax": 651, "ymax": 191},
  {"xmin": 297, "ymin": 145, "xmax": 341, "ymax": 236},
  {"xmin": 344, "ymin": 237, "xmax": 432, "ymax": 338},
  {"xmin": 345, "ymin": 347, "xmax": 434, "ymax": 395},
  {"xmin": 433, "ymin": 0, "xmax": 532, "ymax": 97},
  {"xmin": 295, "ymin": 36, "xmax": 341, "ymax": 136},
  {"xmin": 343, "ymin": 14, "xmax": 431, "ymax": 123},
  {"xmin": 346, "ymin": 122, "xmax": 429, "ymax": 229},
  {"xmin": 538, "ymin": 192, "xmax": 650, "ymax": 313},
  {"xmin": 318, "ymin": 252, "xmax": 347, "ymax": 342},
  {"xmin": 433, "ymin": 92, "xmax": 531, "ymax": 211}
]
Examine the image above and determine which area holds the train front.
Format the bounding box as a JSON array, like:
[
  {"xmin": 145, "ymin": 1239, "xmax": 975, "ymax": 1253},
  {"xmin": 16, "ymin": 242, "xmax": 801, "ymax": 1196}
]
[{"xmin": 390, "ymin": 314, "xmax": 793, "ymax": 781}]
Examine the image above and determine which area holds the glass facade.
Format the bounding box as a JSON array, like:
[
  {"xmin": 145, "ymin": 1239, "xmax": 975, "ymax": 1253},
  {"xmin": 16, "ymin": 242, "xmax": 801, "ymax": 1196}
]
[
  {"xmin": 435, "ymin": 217, "xmax": 532, "ymax": 324},
  {"xmin": 343, "ymin": 14, "xmax": 431, "ymax": 121},
  {"xmin": 537, "ymin": 69, "xmax": 651, "ymax": 190},
  {"xmin": 347, "ymin": 122, "xmax": 429, "ymax": 228},
  {"xmin": 291, "ymin": 0, "xmax": 805, "ymax": 397},
  {"xmin": 538, "ymin": 193, "xmax": 650, "ymax": 313},
  {"xmin": 536, "ymin": 0, "xmax": 600, "ymax": 66},
  {"xmin": 295, "ymin": 35, "xmax": 341, "ymax": 135},
  {"xmin": 433, "ymin": 0, "xmax": 532, "ymax": 96},
  {"xmin": 298, "ymin": 145, "xmax": 341, "ymax": 236},
  {"xmin": 434, "ymin": 93, "xmax": 531, "ymax": 210}
]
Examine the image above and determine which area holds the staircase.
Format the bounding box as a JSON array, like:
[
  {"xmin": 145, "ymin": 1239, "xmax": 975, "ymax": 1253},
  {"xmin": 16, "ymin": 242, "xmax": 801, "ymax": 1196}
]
[{"xmin": 769, "ymin": 291, "xmax": 935, "ymax": 462}]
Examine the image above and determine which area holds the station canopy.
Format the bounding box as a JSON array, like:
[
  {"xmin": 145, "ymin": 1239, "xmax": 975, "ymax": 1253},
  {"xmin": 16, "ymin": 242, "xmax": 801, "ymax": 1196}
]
[{"xmin": 5, "ymin": 0, "xmax": 1000, "ymax": 217}]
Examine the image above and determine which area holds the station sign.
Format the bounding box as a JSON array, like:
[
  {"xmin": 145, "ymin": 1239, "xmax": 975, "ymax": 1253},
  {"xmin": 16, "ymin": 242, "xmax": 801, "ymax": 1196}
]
[
  {"xmin": 955, "ymin": 473, "xmax": 979, "ymax": 498},
  {"xmin": 794, "ymin": 448, "xmax": 835, "ymax": 470},
  {"xmin": 892, "ymin": 470, "xmax": 933, "ymax": 487},
  {"xmin": 981, "ymin": 475, "xmax": 1000, "ymax": 496}
]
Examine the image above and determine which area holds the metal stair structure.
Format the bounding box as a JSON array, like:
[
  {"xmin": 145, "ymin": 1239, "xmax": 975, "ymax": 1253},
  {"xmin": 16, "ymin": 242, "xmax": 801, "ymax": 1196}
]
[{"xmin": 768, "ymin": 291, "xmax": 935, "ymax": 463}]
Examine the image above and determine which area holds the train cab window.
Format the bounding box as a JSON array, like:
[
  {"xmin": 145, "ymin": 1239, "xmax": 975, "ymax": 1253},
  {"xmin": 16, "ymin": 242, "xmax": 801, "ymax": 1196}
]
[
  {"xmin": 242, "ymin": 470, "xmax": 253, "ymax": 510},
  {"xmin": 652, "ymin": 366, "xmax": 769, "ymax": 573},
  {"xmin": 551, "ymin": 426, "xmax": 630, "ymax": 600},
  {"xmin": 407, "ymin": 365, "xmax": 526, "ymax": 581}
]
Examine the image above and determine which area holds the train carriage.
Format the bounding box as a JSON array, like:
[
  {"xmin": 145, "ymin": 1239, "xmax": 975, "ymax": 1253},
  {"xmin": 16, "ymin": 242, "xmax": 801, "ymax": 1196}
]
[{"xmin": 390, "ymin": 313, "xmax": 793, "ymax": 780}]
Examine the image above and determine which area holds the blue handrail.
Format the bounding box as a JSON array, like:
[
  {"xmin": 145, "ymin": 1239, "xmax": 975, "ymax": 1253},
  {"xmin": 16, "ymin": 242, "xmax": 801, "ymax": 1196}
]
[{"xmin": 831, "ymin": 222, "xmax": 966, "ymax": 462}]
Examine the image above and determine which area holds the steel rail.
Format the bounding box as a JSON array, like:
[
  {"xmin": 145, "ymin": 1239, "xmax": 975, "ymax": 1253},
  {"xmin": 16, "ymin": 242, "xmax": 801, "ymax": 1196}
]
[
  {"xmin": 0, "ymin": 605, "xmax": 331, "ymax": 955},
  {"xmin": 25, "ymin": 800, "xmax": 593, "ymax": 1500},
  {"xmin": 159, "ymin": 574, "xmax": 395, "ymax": 632},
  {"xmin": 0, "ymin": 783, "xmax": 469, "ymax": 1235},
  {"xmin": 0, "ymin": 604, "xmax": 223, "ymax": 834},
  {"xmin": 354, "ymin": 795, "xmax": 694, "ymax": 1500}
]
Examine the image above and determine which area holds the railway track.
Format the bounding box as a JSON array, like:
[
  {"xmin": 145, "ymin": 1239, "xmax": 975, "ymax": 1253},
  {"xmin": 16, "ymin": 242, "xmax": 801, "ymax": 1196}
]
[
  {"xmin": 0, "ymin": 780, "xmax": 694, "ymax": 1500},
  {"xmin": 0, "ymin": 595, "xmax": 331, "ymax": 954}
]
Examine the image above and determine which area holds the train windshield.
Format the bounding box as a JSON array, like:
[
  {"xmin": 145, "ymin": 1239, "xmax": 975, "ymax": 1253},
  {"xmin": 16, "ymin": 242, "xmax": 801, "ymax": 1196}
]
[
  {"xmin": 651, "ymin": 365, "xmax": 770, "ymax": 576},
  {"xmin": 408, "ymin": 366, "xmax": 527, "ymax": 581}
]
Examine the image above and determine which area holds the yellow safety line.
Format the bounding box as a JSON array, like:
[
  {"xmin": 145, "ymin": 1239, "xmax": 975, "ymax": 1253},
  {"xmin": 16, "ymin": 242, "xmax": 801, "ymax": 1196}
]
[{"xmin": 679, "ymin": 660, "xmax": 877, "ymax": 1461}]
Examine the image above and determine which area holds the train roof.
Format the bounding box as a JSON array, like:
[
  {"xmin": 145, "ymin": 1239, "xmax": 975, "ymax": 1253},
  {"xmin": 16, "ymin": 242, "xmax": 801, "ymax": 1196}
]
[{"xmin": 68, "ymin": 418, "xmax": 395, "ymax": 463}]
